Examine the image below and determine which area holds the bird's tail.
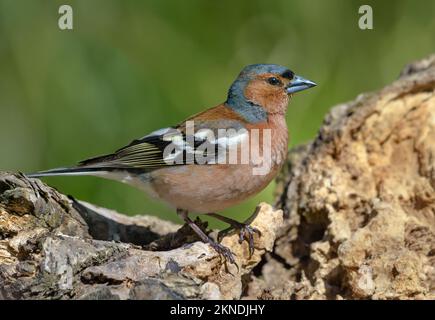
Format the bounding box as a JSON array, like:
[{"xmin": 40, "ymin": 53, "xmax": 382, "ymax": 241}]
[{"xmin": 26, "ymin": 166, "xmax": 106, "ymax": 178}]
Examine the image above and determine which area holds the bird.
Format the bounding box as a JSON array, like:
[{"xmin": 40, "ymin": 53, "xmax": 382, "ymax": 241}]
[{"xmin": 27, "ymin": 64, "xmax": 316, "ymax": 263}]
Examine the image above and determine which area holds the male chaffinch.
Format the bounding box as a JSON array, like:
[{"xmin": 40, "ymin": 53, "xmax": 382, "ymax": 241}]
[{"xmin": 28, "ymin": 64, "xmax": 316, "ymax": 262}]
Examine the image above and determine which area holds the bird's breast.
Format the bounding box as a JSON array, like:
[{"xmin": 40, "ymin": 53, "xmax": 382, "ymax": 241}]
[{"xmin": 147, "ymin": 114, "xmax": 289, "ymax": 213}]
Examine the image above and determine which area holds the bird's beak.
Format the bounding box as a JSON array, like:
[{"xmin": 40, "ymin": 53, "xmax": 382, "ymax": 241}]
[{"xmin": 286, "ymin": 75, "xmax": 317, "ymax": 94}]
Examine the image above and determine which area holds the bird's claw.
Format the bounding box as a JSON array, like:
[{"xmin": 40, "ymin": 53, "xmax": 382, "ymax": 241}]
[
  {"xmin": 237, "ymin": 225, "xmax": 261, "ymax": 257},
  {"xmin": 217, "ymin": 224, "xmax": 261, "ymax": 257},
  {"xmin": 210, "ymin": 242, "xmax": 235, "ymax": 264}
]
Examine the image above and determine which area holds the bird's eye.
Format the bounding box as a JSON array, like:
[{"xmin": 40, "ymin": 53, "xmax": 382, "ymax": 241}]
[{"xmin": 267, "ymin": 77, "xmax": 282, "ymax": 86}]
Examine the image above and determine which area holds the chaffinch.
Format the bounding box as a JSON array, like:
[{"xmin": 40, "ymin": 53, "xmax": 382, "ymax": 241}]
[{"xmin": 28, "ymin": 64, "xmax": 316, "ymax": 262}]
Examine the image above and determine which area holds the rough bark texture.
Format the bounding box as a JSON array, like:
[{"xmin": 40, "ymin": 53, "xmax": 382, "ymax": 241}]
[
  {"xmin": 0, "ymin": 173, "xmax": 282, "ymax": 299},
  {"xmin": 1, "ymin": 54, "xmax": 434, "ymax": 300},
  {"xmin": 247, "ymin": 54, "xmax": 435, "ymax": 300}
]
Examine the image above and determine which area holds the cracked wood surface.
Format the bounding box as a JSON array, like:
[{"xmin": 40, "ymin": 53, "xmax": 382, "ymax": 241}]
[
  {"xmin": 252, "ymin": 54, "xmax": 435, "ymax": 299},
  {"xmin": 0, "ymin": 173, "xmax": 282, "ymax": 299}
]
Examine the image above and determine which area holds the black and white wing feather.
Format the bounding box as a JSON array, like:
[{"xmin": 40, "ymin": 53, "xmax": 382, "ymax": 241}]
[{"xmin": 27, "ymin": 120, "xmax": 248, "ymax": 177}]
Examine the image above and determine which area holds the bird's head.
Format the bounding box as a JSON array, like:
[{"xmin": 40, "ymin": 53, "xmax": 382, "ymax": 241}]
[{"xmin": 226, "ymin": 64, "xmax": 316, "ymax": 122}]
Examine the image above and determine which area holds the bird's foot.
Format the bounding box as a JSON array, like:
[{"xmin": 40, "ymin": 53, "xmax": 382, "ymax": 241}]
[
  {"xmin": 218, "ymin": 223, "xmax": 261, "ymax": 257},
  {"xmin": 209, "ymin": 241, "xmax": 235, "ymax": 264},
  {"xmin": 176, "ymin": 209, "xmax": 237, "ymax": 265}
]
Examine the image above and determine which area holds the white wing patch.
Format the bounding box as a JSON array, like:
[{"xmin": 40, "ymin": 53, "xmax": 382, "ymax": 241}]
[
  {"xmin": 162, "ymin": 128, "xmax": 249, "ymax": 165},
  {"xmin": 142, "ymin": 127, "xmax": 172, "ymax": 139},
  {"xmin": 212, "ymin": 129, "xmax": 249, "ymax": 148}
]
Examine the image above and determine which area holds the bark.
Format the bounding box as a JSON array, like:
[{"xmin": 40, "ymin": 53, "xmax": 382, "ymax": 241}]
[
  {"xmin": 1, "ymin": 54, "xmax": 434, "ymax": 300},
  {"xmin": 0, "ymin": 173, "xmax": 282, "ymax": 299},
  {"xmin": 248, "ymin": 54, "xmax": 435, "ymax": 300}
]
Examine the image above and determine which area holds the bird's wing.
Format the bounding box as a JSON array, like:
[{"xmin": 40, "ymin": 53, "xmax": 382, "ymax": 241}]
[{"xmin": 77, "ymin": 119, "xmax": 248, "ymax": 172}]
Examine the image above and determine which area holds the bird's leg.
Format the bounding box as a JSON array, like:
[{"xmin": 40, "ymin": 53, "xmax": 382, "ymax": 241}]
[
  {"xmin": 176, "ymin": 209, "xmax": 235, "ymax": 264},
  {"xmin": 206, "ymin": 213, "xmax": 261, "ymax": 257}
]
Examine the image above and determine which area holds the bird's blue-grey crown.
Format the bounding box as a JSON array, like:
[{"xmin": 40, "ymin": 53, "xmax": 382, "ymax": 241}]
[{"xmin": 226, "ymin": 64, "xmax": 316, "ymax": 123}]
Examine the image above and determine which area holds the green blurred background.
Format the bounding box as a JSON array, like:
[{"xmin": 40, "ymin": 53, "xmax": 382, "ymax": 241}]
[{"xmin": 0, "ymin": 0, "xmax": 434, "ymax": 228}]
